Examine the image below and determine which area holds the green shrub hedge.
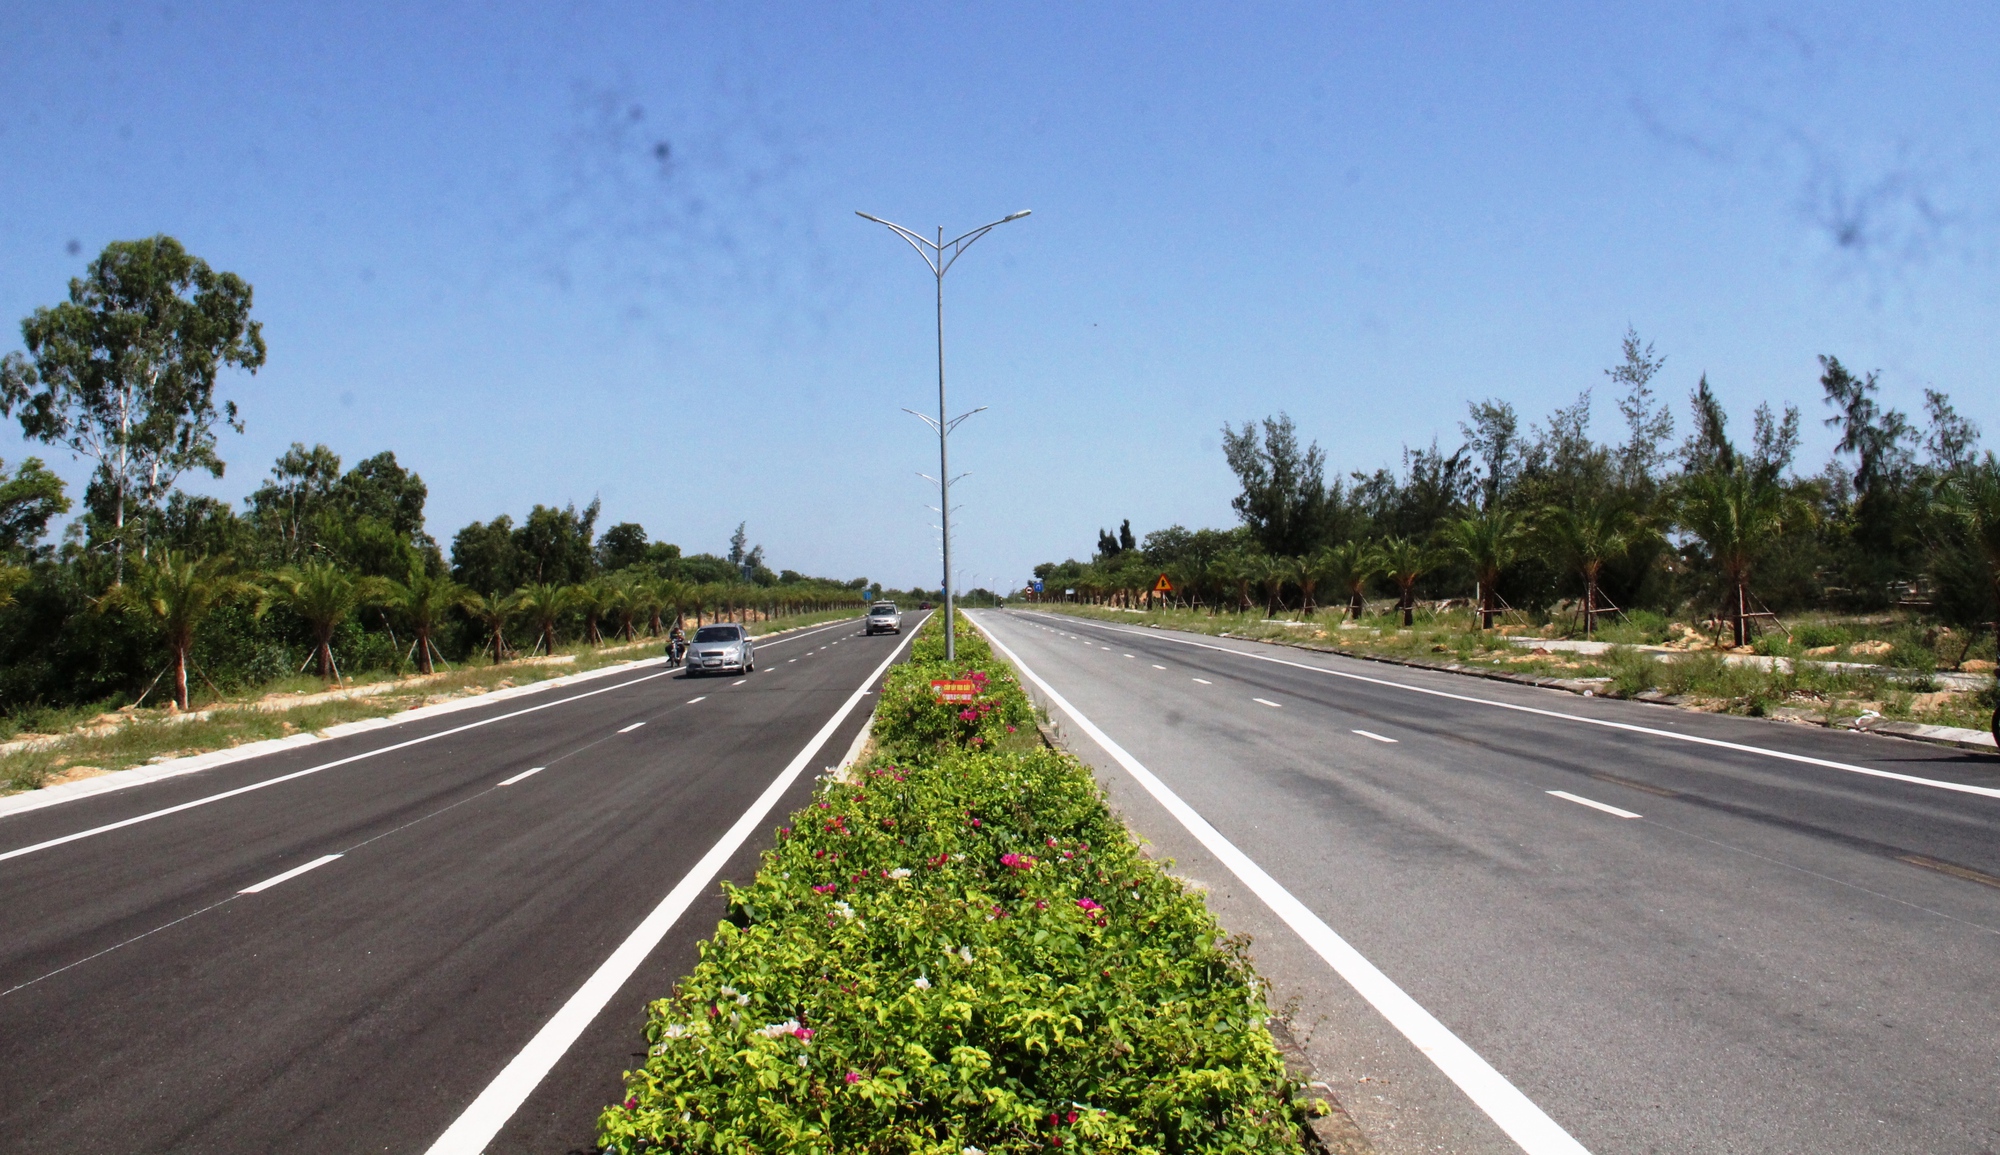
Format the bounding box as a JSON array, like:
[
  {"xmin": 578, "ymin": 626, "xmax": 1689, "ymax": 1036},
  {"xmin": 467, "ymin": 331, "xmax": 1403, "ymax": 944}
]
[{"xmin": 597, "ymin": 612, "xmax": 1314, "ymax": 1154}]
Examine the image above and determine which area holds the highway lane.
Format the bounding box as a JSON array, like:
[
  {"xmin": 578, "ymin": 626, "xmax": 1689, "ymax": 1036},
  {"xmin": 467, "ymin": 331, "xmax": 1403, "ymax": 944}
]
[
  {"xmin": 0, "ymin": 613, "xmax": 923, "ymax": 1154},
  {"xmin": 973, "ymin": 608, "xmax": 2000, "ymax": 1155}
]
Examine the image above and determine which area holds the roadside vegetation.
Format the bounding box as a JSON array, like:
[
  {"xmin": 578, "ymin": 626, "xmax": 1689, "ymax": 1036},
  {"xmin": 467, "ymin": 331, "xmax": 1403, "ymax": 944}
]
[
  {"xmin": 0, "ymin": 236, "xmax": 914, "ymax": 790},
  {"xmin": 1040, "ymin": 602, "xmax": 1997, "ymax": 736},
  {"xmin": 0, "ymin": 609, "xmax": 859, "ymax": 796},
  {"xmin": 1028, "ymin": 330, "xmax": 2000, "ymax": 742},
  {"xmin": 597, "ymin": 611, "xmax": 1320, "ymax": 1154}
]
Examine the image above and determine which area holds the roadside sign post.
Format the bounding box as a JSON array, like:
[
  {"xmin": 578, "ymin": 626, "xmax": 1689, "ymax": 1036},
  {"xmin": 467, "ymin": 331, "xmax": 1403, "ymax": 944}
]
[{"xmin": 1151, "ymin": 573, "xmax": 1173, "ymax": 610}]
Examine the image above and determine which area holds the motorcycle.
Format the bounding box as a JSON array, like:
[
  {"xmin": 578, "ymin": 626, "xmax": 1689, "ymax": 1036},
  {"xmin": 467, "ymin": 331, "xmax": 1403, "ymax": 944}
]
[{"xmin": 666, "ymin": 637, "xmax": 688, "ymax": 667}]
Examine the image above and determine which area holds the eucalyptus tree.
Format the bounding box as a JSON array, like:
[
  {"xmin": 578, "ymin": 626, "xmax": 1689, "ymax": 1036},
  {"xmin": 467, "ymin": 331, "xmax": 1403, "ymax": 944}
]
[
  {"xmin": 0, "ymin": 237, "xmax": 266, "ymax": 578},
  {"xmin": 267, "ymin": 560, "xmax": 383, "ymax": 681},
  {"xmin": 1378, "ymin": 537, "xmax": 1434, "ymax": 627},
  {"xmin": 508, "ymin": 582, "xmax": 573, "ymax": 656},
  {"xmin": 1674, "ymin": 468, "xmax": 1809, "ymax": 647},
  {"xmin": 1323, "ymin": 540, "xmax": 1382, "ymax": 621},
  {"xmin": 1440, "ymin": 509, "xmax": 1524, "ymax": 630},
  {"xmin": 96, "ymin": 551, "xmax": 259, "ymax": 710},
  {"xmin": 1534, "ymin": 501, "xmax": 1646, "ymax": 638},
  {"xmin": 377, "ymin": 564, "xmax": 474, "ymax": 675}
]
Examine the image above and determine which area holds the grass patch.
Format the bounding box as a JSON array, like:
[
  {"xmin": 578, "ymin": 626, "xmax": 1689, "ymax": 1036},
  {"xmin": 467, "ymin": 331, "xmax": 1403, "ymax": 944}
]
[{"xmin": 597, "ymin": 612, "xmax": 1317, "ymax": 1154}]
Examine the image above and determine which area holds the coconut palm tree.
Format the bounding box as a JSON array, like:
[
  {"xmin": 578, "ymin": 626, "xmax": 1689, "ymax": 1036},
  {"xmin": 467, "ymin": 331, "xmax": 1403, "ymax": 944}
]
[
  {"xmin": 267, "ymin": 560, "xmax": 384, "ymax": 681},
  {"xmin": 378, "ymin": 565, "xmax": 474, "ymax": 674},
  {"xmin": 1534, "ymin": 501, "xmax": 1647, "ymax": 638},
  {"xmin": 509, "ymin": 582, "xmax": 573, "ymax": 656},
  {"xmin": 1379, "ymin": 537, "xmax": 1434, "ymax": 627},
  {"xmin": 1209, "ymin": 551, "xmax": 1258, "ymax": 613},
  {"xmin": 1254, "ymin": 554, "xmax": 1288, "ymax": 615},
  {"xmin": 1674, "ymin": 468, "xmax": 1808, "ymax": 648},
  {"xmin": 628, "ymin": 577, "xmax": 666, "ymax": 637},
  {"xmin": 96, "ymin": 552, "xmax": 260, "ymax": 710},
  {"xmin": 1441, "ymin": 509, "xmax": 1524, "ymax": 630},
  {"xmin": 660, "ymin": 578, "xmax": 700, "ymax": 631},
  {"xmin": 463, "ymin": 590, "xmax": 516, "ymax": 663},
  {"xmin": 1322, "ymin": 540, "xmax": 1382, "ymax": 620},
  {"xmin": 571, "ymin": 576, "xmax": 618, "ymax": 645}
]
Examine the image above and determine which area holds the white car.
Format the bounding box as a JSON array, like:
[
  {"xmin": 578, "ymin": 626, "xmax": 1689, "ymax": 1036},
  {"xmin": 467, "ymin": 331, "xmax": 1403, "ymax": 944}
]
[
  {"xmin": 864, "ymin": 602, "xmax": 901, "ymax": 635},
  {"xmin": 686, "ymin": 624, "xmax": 754, "ymax": 675}
]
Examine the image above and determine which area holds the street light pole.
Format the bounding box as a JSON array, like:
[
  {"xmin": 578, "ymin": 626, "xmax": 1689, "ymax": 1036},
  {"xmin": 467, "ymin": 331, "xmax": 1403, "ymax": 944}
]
[{"xmin": 856, "ymin": 208, "xmax": 1030, "ymax": 662}]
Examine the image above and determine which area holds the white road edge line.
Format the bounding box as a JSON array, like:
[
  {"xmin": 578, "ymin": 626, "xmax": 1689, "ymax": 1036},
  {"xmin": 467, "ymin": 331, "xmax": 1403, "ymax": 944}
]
[
  {"xmin": 0, "ymin": 671, "xmax": 674, "ymax": 866},
  {"xmin": 1152, "ymin": 664, "xmax": 1167, "ymax": 670},
  {"xmin": 1192, "ymin": 677, "xmax": 1212, "ymax": 685},
  {"xmin": 499, "ymin": 767, "xmax": 545, "ymax": 787},
  {"xmin": 240, "ymin": 853, "xmax": 342, "ymax": 894},
  {"xmin": 421, "ymin": 626, "xmax": 917, "ymax": 1155},
  {"xmin": 1019, "ymin": 611, "xmax": 2000, "ymax": 802},
  {"xmin": 1354, "ymin": 729, "xmax": 1398, "ymax": 744},
  {"xmin": 1253, "ymin": 698, "xmax": 1282, "ymax": 708},
  {"xmin": 975, "ymin": 614, "xmax": 1591, "ymax": 1155},
  {"xmin": 1548, "ymin": 791, "xmax": 1641, "ymax": 819},
  {"xmin": 617, "ymin": 722, "xmax": 646, "ymax": 733}
]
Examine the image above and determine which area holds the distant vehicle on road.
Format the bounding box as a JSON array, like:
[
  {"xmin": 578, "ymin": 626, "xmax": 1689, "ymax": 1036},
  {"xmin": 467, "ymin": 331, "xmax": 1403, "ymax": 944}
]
[
  {"xmin": 918, "ymin": 601, "xmax": 932, "ymax": 610},
  {"xmin": 686, "ymin": 624, "xmax": 753, "ymax": 675},
  {"xmin": 864, "ymin": 602, "xmax": 902, "ymax": 635}
]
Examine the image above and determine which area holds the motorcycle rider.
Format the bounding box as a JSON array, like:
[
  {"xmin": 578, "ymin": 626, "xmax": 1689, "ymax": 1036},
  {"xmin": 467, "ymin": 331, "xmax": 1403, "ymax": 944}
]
[{"xmin": 666, "ymin": 621, "xmax": 688, "ymax": 667}]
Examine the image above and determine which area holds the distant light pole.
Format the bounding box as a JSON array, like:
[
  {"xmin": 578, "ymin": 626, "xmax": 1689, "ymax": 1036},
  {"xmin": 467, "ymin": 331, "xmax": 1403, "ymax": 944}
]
[{"xmin": 856, "ymin": 208, "xmax": 1031, "ymax": 661}]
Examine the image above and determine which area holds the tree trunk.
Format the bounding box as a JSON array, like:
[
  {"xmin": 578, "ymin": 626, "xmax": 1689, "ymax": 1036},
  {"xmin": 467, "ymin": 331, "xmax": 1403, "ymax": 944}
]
[
  {"xmin": 1350, "ymin": 591, "xmax": 1364, "ymax": 620},
  {"xmin": 316, "ymin": 635, "xmax": 336, "ymax": 680},
  {"xmin": 1583, "ymin": 578, "xmax": 1597, "ymax": 639},
  {"xmin": 172, "ymin": 644, "xmax": 189, "ymax": 711},
  {"xmin": 1732, "ymin": 580, "xmax": 1749, "ymax": 648},
  {"xmin": 416, "ymin": 628, "xmax": 434, "ymax": 675},
  {"xmin": 1400, "ymin": 588, "xmax": 1415, "ymax": 627}
]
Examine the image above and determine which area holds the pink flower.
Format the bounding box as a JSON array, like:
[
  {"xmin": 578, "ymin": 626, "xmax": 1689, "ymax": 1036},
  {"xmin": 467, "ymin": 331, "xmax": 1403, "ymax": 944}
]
[
  {"xmin": 1076, "ymin": 898, "xmax": 1102, "ymax": 911},
  {"xmin": 624, "ymin": 1097, "xmax": 638, "ymax": 1109},
  {"xmin": 958, "ymin": 709, "xmax": 978, "ymax": 721},
  {"xmin": 845, "ymin": 1071, "xmax": 861, "ymax": 1085},
  {"xmin": 795, "ymin": 1026, "xmax": 813, "ymax": 1039},
  {"xmin": 813, "ymin": 883, "xmax": 836, "ymax": 894},
  {"xmin": 1006, "ymin": 725, "xmax": 1017, "ymax": 732},
  {"xmin": 999, "ymin": 853, "xmax": 1036, "ymax": 871}
]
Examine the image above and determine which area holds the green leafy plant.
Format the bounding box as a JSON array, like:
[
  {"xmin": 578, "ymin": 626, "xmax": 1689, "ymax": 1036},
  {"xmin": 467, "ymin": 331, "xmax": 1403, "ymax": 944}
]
[{"xmin": 599, "ymin": 613, "xmax": 1314, "ymax": 1154}]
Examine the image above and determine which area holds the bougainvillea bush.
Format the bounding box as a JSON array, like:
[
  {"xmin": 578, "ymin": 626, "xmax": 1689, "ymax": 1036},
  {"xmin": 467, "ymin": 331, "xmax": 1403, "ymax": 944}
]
[{"xmin": 598, "ymin": 613, "xmax": 1312, "ymax": 1154}]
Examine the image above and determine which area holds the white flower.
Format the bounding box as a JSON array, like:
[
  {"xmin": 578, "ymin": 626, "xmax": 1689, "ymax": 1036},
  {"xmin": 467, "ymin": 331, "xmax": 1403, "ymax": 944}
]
[
  {"xmin": 833, "ymin": 900, "xmax": 856, "ymax": 919},
  {"xmin": 957, "ymin": 945, "xmax": 974, "ymax": 964},
  {"xmin": 650, "ymin": 1043, "xmax": 668, "ymax": 1056},
  {"xmin": 964, "ymin": 1146, "xmax": 985, "ymax": 1155},
  {"xmin": 888, "ymin": 867, "xmax": 912, "ymax": 880},
  {"xmin": 755, "ymin": 1018, "xmax": 803, "ymax": 1039},
  {"xmin": 797, "ymin": 1054, "xmax": 810, "ymax": 1067},
  {"xmin": 662, "ymin": 1023, "xmax": 690, "ymax": 1038},
  {"xmin": 913, "ymin": 975, "xmax": 931, "ymax": 990}
]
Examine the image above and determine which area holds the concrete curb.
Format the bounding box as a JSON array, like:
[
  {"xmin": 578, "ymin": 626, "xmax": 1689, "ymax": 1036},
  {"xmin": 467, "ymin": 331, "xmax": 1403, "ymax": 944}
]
[{"xmin": 0, "ymin": 614, "xmax": 862, "ymax": 822}]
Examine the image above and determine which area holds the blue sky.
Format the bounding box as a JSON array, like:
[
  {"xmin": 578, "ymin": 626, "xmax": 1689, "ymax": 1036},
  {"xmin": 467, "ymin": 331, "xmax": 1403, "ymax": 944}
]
[{"xmin": 4, "ymin": 2, "xmax": 1997, "ymax": 590}]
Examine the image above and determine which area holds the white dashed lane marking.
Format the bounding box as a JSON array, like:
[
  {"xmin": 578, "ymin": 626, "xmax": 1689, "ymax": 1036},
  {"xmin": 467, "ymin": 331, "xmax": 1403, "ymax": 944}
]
[
  {"xmin": 1253, "ymin": 698, "xmax": 1282, "ymax": 708},
  {"xmin": 1548, "ymin": 790, "xmax": 1641, "ymax": 819},
  {"xmin": 1353, "ymin": 730, "xmax": 1397, "ymax": 744}
]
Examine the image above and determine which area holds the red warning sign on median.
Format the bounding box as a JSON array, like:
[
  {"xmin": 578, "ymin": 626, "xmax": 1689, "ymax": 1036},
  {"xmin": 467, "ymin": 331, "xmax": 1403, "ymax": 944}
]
[{"xmin": 930, "ymin": 679, "xmax": 980, "ymax": 702}]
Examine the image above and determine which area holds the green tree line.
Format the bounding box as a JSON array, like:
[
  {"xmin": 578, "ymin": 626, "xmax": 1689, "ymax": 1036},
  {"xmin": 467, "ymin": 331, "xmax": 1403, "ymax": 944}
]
[
  {"xmin": 0, "ymin": 237, "xmax": 875, "ymax": 715},
  {"xmin": 1033, "ymin": 329, "xmax": 2000, "ymax": 660}
]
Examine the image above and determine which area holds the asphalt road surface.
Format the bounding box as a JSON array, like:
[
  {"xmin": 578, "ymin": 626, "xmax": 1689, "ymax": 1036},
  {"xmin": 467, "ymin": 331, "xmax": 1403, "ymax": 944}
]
[
  {"xmin": 0, "ymin": 613, "xmax": 923, "ymax": 1154},
  {"xmin": 972, "ymin": 608, "xmax": 2000, "ymax": 1155}
]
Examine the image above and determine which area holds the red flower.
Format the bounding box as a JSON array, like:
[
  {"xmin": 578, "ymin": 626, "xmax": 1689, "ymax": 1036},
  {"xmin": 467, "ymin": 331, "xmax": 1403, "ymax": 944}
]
[
  {"xmin": 813, "ymin": 883, "xmax": 836, "ymax": 894},
  {"xmin": 624, "ymin": 1097, "xmax": 638, "ymax": 1110},
  {"xmin": 845, "ymin": 1071, "xmax": 861, "ymax": 1085}
]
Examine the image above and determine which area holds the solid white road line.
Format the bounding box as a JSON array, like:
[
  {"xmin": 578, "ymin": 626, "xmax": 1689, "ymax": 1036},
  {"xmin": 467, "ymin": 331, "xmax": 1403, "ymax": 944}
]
[
  {"xmin": 977, "ymin": 616, "xmax": 1592, "ymax": 1155},
  {"xmin": 686, "ymin": 697, "xmax": 706, "ymax": 704},
  {"xmin": 617, "ymin": 722, "xmax": 646, "ymax": 733},
  {"xmin": 422, "ymin": 627, "xmax": 919, "ymax": 1155},
  {"xmin": 1253, "ymin": 698, "xmax": 1283, "ymax": 709},
  {"xmin": 1354, "ymin": 729, "xmax": 1399, "ymax": 744},
  {"xmin": 1153, "ymin": 664, "xmax": 1167, "ymax": 670},
  {"xmin": 1020, "ymin": 611, "xmax": 2000, "ymax": 803},
  {"xmin": 240, "ymin": 854, "xmax": 342, "ymax": 894},
  {"xmin": 498, "ymin": 767, "xmax": 545, "ymax": 787},
  {"xmin": 1192, "ymin": 677, "xmax": 1213, "ymax": 685},
  {"xmin": 1548, "ymin": 791, "xmax": 1641, "ymax": 819},
  {"xmin": 1124, "ymin": 653, "xmax": 1135, "ymax": 658},
  {"xmin": 0, "ymin": 670, "xmax": 674, "ymax": 866}
]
